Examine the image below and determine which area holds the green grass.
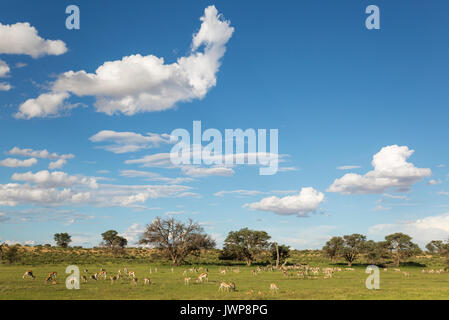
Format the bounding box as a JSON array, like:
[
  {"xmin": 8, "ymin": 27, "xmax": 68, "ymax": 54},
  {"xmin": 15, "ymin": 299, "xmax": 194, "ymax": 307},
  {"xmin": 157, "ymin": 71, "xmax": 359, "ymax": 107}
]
[{"xmin": 1, "ymin": 264, "xmax": 449, "ymax": 300}]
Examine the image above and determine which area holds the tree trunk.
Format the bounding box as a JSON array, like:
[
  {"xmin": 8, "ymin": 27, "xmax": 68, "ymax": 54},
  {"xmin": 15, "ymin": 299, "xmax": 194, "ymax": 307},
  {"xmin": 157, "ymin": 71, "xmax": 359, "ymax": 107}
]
[
  {"xmin": 275, "ymin": 243, "xmax": 280, "ymax": 268},
  {"xmin": 246, "ymin": 259, "xmax": 252, "ymax": 266},
  {"xmin": 347, "ymin": 261, "xmax": 352, "ymax": 267}
]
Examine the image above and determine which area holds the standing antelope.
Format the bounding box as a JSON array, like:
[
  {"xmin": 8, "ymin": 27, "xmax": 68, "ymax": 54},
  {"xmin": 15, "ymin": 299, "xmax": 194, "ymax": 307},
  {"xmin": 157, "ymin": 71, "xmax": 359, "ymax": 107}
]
[
  {"xmin": 184, "ymin": 277, "xmax": 191, "ymax": 285},
  {"xmin": 144, "ymin": 278, "xmax": 151, "ymax": 285},
  {"xmin": 132, "ymin": 277, "xmax": 138, "ymax": 286},
  {"xmin": 270, "ymin": 283, "xmax": 279, "ymax": 292},
  {"xmin": 82, "ymin": 275, "xmax": 87, "ymax": 283},
  {"xmin": 22, "ymin": 270, "xmax": 35, "ymax": 279},
  {"xmin": 198, "ymin": 272, "xmax": 208, "ymax": 283},
  {"xmin": 128, "ymin": 271, "xmax": 136, "ymax": 278},
  {"xmin": 218, "ymin": 281, "xmax": 231, "ymax": 292}
]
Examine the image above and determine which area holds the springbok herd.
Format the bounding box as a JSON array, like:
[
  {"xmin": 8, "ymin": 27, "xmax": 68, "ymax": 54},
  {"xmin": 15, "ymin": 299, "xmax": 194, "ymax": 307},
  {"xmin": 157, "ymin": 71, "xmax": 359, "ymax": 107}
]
[{"xmin": 21, "ymin": 264, "xmax": 448, "ymax": 294}]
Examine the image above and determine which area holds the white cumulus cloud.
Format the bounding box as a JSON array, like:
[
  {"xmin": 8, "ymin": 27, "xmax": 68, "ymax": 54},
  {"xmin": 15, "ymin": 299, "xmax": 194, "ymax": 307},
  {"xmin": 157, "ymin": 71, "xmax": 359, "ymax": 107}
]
[
  {"xmin": 328, "ymin": 145, "xmax": 431, "ymax": 194},
  {"xmin": 16, "ymin": 5, "xmax": 233, "ymax": 118},
  {"xmin": 244, "ymin": 187, "xmax": 325, "ymax": 217}
]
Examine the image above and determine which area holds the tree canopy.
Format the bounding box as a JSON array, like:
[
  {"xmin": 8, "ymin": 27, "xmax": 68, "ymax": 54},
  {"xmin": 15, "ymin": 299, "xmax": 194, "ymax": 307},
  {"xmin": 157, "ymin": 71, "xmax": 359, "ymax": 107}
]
[
  {"xmin": 53, "ymin": 233, "xmax": 72, "ymax": 248},
  {"xmin": 138, "ymin": 217, "xmax": 215, "ymax": 266},
  {"xmin": 222, "ymin": 228, "xmax": 271, "ymax": 266}
]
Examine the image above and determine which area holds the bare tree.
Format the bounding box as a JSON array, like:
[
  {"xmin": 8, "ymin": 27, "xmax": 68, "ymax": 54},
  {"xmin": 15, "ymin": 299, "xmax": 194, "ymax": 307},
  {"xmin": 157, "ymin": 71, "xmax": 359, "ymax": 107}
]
[{"xmin": 138, "ymin": 217, "xmax": 215, "ymax": 266}]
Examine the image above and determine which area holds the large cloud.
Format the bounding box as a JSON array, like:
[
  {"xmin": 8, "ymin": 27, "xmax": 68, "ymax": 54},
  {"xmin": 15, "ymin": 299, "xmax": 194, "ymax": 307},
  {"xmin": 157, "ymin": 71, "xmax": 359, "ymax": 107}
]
[
  {"xmin": 328, "ymin": 145, "xmax": 431, "ymax": 194},
  {"xmin": 369, "ymin": 213, "xmax": 449, "ymax": 247},
  {"xmin": 16, "ymin": 6, "xmax": 234, "ymax": 118},
  {"xmin": 0, "ymin": 22, "xmax": 67, "ymax": 92},
  {"xmin": 244, "ymin": 187, "xmax": 325, "ymax": 217},
  {"xmin": 0, "ymin": 22, "xmax": 67, "ymax": 58}
]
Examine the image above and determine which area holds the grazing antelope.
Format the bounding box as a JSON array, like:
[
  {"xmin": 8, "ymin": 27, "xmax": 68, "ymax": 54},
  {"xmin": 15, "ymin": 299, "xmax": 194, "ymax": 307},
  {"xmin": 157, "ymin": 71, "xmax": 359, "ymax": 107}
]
[
  {"xmin": 198, "ymin": 272, "xmax": 208, "ymax": 283},
  {"xmin": 47, "ymin": 272, "xmax": 57, "ymax": 280},
  {"xmin": 132, "ymin": 277, "xmax": 138, "ymax": 286},
  {"xmin": 82, "ymin": 275, "xmax": 87, "ymax": 283},
  {"xmin": 402, "ymin": 272, "xmax": 410, "ymax": 277},
  {"xmin": 394, "ymin": 268, "xmax": 401, "ymax": 272},
  {"xmin": 144, "ymin": 278, "xmax": 151, "ymax": 285},
  {"xmin": 184, "ymin": 277, "xmax": 191, "ymax": 285},
  {"xmin": 219, "ymin": 269, "xmax": 226, "ymax": 275},
  {"xmin": 218, "ymin": 281, "xmax": 231, "ymax": 292},
  {"xmin": 99, "ymin": 270, "xmax": 107, "ymax": 280},
  {"xmin": 270, "ymin": 283, "xmax": 279, "ymax": 293},
  {"xmin": 22, "ymin": 270, "xmax": 35, "ymax": 279}
]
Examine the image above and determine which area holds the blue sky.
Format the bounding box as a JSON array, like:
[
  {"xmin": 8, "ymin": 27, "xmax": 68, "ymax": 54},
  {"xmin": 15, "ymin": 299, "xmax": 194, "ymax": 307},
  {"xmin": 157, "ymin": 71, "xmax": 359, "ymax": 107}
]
[{"xmin": 0, "ymin": 0, "xmax": 448, "ymax": 249}]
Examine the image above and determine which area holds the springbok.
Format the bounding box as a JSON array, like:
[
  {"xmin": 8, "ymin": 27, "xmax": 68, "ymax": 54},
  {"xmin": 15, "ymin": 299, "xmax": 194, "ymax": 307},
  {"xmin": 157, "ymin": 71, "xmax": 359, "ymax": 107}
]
[
  {"xmin": 184, "ymin": 277, "xmax": 191, "ymax": 285},
  {"xmin": 47, "ymin": 272, "xmax": 57, "ymax": 280},
  {"xmin": 144, "ymin": 278, "xmax": 151, "ymax": 285},
  {"xmin": 90, "ymin": 273, "xmax": 98, "ymax": 281},
  {"xmin": 132, "ymin": 277, "xmax": 138, "ymax": 286},
  {"xmin": 270, "ymin": 283, "xmax": 279, "ymax": 292},
  {"xmin": 198, "ymin": 272, "xmax": 208, "ymax": 283},
  {"xmin": 110, "ymin": 276, "xmax": 117, "ymax": 284},
  {"xmin": 82, "ymin": 275, "xmax": 87, "ymax": 283},
  {"xmin": 128, "ymin": 271, "xmax": 136, "ymax": 278},
  {"xmin": 218, "ymin": 281, "xmax": 231, "ymax": 292},
  {"xmin": 22, "ymin": 270, "xmax": 35, "ymax": 279}
]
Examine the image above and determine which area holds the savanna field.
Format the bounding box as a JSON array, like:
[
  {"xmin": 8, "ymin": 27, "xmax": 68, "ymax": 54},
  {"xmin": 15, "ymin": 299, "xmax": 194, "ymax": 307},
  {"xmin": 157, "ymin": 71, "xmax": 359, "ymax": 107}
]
[{"xmin": 2, "ymin": 247, "xmax": 449, "ymax": 300}]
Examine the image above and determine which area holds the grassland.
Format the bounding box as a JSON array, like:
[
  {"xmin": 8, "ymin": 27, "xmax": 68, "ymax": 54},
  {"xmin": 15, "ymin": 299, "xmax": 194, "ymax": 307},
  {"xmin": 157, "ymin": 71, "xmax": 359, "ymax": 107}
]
[
  {"xmin": 2, "ymin": 263, "xmax": 449, "ymax": 300},
  {"xmin": 1, "ymin": 246, "xmax": 449, "ymax": 300}
]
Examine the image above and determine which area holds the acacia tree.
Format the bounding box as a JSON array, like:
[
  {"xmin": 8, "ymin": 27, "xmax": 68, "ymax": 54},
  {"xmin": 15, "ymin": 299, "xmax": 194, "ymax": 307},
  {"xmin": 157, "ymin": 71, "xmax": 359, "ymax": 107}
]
[
  {"xmin": 223, "ymin": 228, "xmax": 271, "ymax": 266},
  {"xmin": 425, "ymin": 240, "xmax": 446, "ymax": 254},
  {"xmin": 322, "ymin": 237, "xmax": 344, "ymax": 261},
  {"xmin": 341, "ymin": 234, "xmax": 367, "ymax": 266},
  {"xmin": 138, "ymin": 217, "xmax": 215, "ymax": 266},
  {"xmin": 54, "ymin": 233, "xmax": 72, "ymax": 248},
  {"xmin": 385, "ymin": 233, "xmax": 420, "ymax": 267},
  {"xmin": 101, "ymin": 230, "xmax": 128, "ymax": 254}
]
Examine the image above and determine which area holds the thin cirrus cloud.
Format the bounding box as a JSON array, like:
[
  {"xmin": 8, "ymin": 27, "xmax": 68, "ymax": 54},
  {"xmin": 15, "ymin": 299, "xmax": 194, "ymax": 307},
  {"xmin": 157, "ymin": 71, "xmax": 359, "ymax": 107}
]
[
  {"xmin": 337, "ymin": 165, "xmax": 361, "ymax": 170},
  {"xmin": 11, "ymin": 170, "xmax": 98, "ymax": 189},
  {"xmin": 327, "ymin": 145, "xmax": 431, "ymax": 195},
  {"xmin": 89, "ymin": 130, "xmax": 173, "ymax": 154},
  {"xmin": 15, "ymin": 5, "xmax": 234, "ymax": 119},
  {"xmin": 244, "ymin": 187, "xmax": 325, "ymax": 217},
  {"xmin": 0, "ymin": 157, "xmax": 37, "ymax": 167},
  {"xmin": 0, "ymin": 22, "xmax": 67, "ymax": 91},
  {"xmin": 7, "ymin": 147, "xmax": 74, "ymax": 160}
]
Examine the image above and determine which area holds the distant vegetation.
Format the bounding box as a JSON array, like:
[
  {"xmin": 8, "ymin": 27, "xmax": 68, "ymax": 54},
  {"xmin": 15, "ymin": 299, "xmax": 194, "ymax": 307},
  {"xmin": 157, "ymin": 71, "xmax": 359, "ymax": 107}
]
[{"xmin": 0, "ymin": 217, "xmax": 448, "ymax": 269}]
